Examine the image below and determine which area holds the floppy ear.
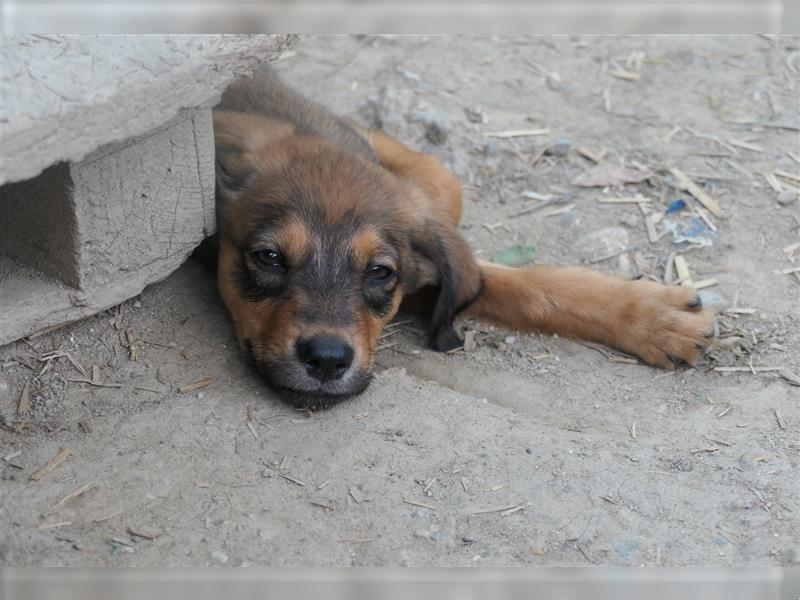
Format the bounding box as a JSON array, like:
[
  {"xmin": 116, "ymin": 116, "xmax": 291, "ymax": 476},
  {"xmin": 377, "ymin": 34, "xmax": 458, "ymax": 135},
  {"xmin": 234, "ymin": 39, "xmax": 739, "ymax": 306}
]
[
  {"xmin": 412, "ymin": 220, "xmax": 483, "ymax": 352},
  {"xmin": 213, "ymin": 111, "xmax": 295, "ymax": 198}
]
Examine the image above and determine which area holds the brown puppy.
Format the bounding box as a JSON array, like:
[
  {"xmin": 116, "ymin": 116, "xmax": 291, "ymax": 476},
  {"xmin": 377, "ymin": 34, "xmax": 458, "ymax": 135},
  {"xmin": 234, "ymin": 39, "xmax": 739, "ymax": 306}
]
[{"xmin": 214, "ymin": 68, "xmax": 714, "ymax": 408}]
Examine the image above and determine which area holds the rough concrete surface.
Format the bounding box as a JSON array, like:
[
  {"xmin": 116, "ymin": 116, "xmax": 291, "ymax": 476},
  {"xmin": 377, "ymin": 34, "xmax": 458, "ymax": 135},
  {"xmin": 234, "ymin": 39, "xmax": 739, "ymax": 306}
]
[
  {"xmin": 1, "ymin": 35, "xmax": 296, "ymax": 185},
  {"xmin": 0, "ymin": 110, "xmax": 214, "ymax": 345},
  {"xmin": 0, "ymin": 35, "xmax": 798, "ymax": 567},
  {"xmin": 1, "ymin": 35, "xmax": 296, "ymax": 345}
]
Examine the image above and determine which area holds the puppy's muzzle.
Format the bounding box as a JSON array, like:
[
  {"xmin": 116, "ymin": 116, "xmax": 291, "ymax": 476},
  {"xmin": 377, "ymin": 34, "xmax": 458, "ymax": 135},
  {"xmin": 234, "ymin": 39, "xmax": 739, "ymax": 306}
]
[{"xmin": 295, "ymin": 336, "xmax": 354, "ymax": 382}]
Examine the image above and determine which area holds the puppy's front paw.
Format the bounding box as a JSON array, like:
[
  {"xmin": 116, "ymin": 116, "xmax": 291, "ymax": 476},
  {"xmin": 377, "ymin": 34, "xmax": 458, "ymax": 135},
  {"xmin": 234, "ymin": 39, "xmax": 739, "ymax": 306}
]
[{"xmin": 614, "ymin": 281, "xmax": 714, "ymax": 369}]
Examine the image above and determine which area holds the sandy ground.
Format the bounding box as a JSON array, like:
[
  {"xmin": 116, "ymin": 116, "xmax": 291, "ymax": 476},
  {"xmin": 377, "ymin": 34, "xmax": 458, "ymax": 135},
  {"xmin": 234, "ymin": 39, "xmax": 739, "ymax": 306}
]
[{"xmin": 1, "ymin": 35, "xmax": 799, "ymax": 567}]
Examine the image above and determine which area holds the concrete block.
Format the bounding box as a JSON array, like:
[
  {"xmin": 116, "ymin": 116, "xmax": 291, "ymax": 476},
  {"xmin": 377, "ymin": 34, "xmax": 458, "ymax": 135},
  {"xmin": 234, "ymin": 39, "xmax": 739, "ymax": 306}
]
[
  {"xmin": 0, "ymin": 35, "xmax": 297, "ymax": 345},
  {"xmin": 1, "ymin": 109, "xmax": 214, "ymax": 344},
  {"xmin": 2, "ymin": 35, "xmax": 297, "ymax": 186}
]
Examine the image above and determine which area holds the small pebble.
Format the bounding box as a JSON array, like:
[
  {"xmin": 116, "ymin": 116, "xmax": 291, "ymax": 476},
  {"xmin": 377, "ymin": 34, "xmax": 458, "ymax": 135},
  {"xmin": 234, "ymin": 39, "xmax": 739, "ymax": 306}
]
[
  {"xmin": 545, "ymin": 138, "xmax": 572, "ymax": 156},
  {"xmin": 504, "ymin": 335, "xmax": 517, "ymax": 344},
  {"xmin": 211, "ymin": 550, "xmax": 228, "ymax": 564},
  {"xmin": 558, "ymin": 210, "xmax": 576, "ymax": 227},
  {"xmin": 777, "ymin": 190, "xmax": 798, "ymax": 206}
]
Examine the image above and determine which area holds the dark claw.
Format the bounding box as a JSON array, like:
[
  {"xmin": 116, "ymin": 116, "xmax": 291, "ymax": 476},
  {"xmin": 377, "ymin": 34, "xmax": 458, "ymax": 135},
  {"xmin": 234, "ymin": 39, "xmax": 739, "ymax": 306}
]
[
  {"xmin": 667, "ymin": 355, "xmax": 682, "ymax": 366},
  {"xmin": 695, "ymin": 343, "xmax": 707, "ymax": 351},
  {"xmin": 704, "ymin": 329, "xmax": 715, "ymax": 338},
  {"xmin": 687, "ymin": 295, "xmax": 703, "ymax": 309}
]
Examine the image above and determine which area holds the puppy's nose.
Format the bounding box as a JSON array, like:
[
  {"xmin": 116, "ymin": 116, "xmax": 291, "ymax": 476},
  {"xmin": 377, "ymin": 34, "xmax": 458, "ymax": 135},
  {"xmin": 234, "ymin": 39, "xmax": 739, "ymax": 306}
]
[{"xmin": 296, "ymin": 336, "xmax": 354, "ymax": 382}]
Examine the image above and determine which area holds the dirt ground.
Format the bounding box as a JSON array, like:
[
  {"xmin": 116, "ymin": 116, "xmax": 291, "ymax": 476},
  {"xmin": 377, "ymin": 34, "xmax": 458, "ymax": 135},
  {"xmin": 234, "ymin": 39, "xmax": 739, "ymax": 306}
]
[{"xmin": 1, "ymin": 35, "xmax": 799, "ymax": 567}]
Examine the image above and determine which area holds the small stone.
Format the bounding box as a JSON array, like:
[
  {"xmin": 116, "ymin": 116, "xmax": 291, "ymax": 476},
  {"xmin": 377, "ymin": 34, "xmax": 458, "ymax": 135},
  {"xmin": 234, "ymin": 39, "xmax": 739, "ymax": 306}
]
[
  {"xmin": 414, "ymin": 529, "xmax": 430, "ymax": 539},
  {"xmin": 211, "ymin": 550, "xmax": 228, "ymax": 564},
  {"xmin": 504, "ymin": 335, "xmax": 517, "ymax": 345},
  {"xmin": 464, "ymin": 106, "xmax": 487, "ymax": 124},
  {"xmin": 558, "ymin": 210, "xmax": 576, "ymax": 227},
  {"xmin": 777, "ymin": 190, "xmax": 798, "ymax": 206},
  {"xmin": 133, "ymin": 300, "xmax": 142, "ymax": 308},
  {"xmin": 529, "ymin": 543, "xmax": 544, "ymax": 556},
  {"xmin": 545, "ymin": 138, "xmax": 572, "ymax": 156},
  {"xmin": 425, "ymin": 122, "xmax": 447, "ymax": 145}
]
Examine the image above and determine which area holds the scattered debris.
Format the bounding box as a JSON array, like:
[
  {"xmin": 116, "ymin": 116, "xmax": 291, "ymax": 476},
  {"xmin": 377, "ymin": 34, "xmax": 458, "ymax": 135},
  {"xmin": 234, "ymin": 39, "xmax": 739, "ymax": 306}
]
[
  {"xmin": 463, "ymin": 330, "xmax": 477, "ymax": 352},
  {"xmin": 673, "ymin": 256, "xmax": 693, "ymax": 287},
  {"xmin": 402, "ymin": 497, "xmax": 439, "ymax": 511},
  {"xmin": 541, "ymin": 204, "xmax": 575, "ymax": 217},
  {"xmin": 520, "ymin": 190, "xmax": 554, "ymax": 202},
  {"xmin": 470, "ymin": 504, "xmax": 525, "ymax": 515},
  {"xmin": 38, "ymin": 521, "xmax": 72, "ymax": 530},
  {"xmin": 125, "ymin": 329, "xmax": 140, "ymax": 361},
  {"xmin": 128, "ymin": 526, "xmax": 161, "ymax": 540},
  {"xmin": 464, "ymin": 106, "xmax": 488, "ymax": 124},
  {"xmin": 714, "ymin": 366, "xmax": 784, "ymax": 373},
  {"xmin": 668, "ymin": 168, "xmax": 723, "ymax": 217},
  {"xmin": 349, "ymin": 487, "xmax": 365, "ymax": 503},
  {"xmin": 178, "ymin": 377, "xmax": 215, "ymax": 394},
  {"xmin": 572, "ymin": 164, "xmax": 651, "ymax": 187},
  {"xmin": 608, "ymin": 68, "xmax": 640, "ymax": 81},
  {"xmin": 31, "ymin": 448, "xmax": 72, "ymax": 481},
  {"xmin": 485, "ymin": 128, "xmax": 549, "ymax": 139},
  {"xmin": 576, "ymin": 146, "xmax": 607, "ymax": 163},
  {"xmin": 48, "ymin": 482, "xmax": 94, "ymax": 515},
  {"xmin": 666, "ymin": 199, "xmax": 687, "ymax": 214},
  {"xmin": 275, "ymin": 471, "xmax": 306, "ymax": 487},
  {"xmin": 645, "ymin": 212, "xmax": 663, "ymax": 244},
  {"xmin": 691, "ymin": 278, "xmax": 718, "ymax": 290},
  {"xmin": 774, "ymin": 409, "xmax": 786, "ymax": 430},
  {"xmin": 17, "ymin": 380, "xmax": 31, "ymax": 416},
  {"xmin": 778, "ymin": 368, "xmax": 800, "ymax": 386},
  {"xmin": 66, "ymin": 378, "xmax": 123, "ymax": 389},
  {"xmin": 493, "ymin": 245, "xmax": 537, "ymax": 267}
]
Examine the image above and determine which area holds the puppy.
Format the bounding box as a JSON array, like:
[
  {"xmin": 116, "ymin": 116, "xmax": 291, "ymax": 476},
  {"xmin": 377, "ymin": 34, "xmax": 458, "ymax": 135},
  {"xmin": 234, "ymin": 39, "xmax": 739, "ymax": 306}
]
[{"xmin": 213, "ymin": 68, "xmax": 714, "ymax": 408}]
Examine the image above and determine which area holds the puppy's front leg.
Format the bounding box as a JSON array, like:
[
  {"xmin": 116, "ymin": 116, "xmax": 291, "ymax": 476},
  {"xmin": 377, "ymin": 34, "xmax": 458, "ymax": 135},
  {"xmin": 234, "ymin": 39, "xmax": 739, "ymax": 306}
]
[{"xmin": 464, "ymin": 262, "xmax": 714, "ymax": 368}]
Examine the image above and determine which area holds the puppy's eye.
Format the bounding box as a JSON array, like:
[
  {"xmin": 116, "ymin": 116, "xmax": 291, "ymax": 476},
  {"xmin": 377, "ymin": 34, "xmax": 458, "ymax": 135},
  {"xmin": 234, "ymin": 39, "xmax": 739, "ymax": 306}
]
[
  {"xmin": 366, "ymin": 265, "xmax": 393, "ymax": 281},
  {"xmin": 252, "ymin": 249, "xmax": 285, "ymax": 270}
]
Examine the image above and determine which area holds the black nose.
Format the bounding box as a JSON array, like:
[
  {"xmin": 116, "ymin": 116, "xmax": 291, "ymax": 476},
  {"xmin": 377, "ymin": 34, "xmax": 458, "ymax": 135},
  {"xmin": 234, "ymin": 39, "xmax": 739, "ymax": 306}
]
[{"xmin": 296, "ymin": 336, "xmax": 354, "ymax": 382}]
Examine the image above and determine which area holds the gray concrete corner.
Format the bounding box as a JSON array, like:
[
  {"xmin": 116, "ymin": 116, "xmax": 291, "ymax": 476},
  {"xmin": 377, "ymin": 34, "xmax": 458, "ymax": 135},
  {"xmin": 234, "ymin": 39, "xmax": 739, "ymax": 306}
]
[{"xmin": 0, "ymin": 35, "xmax": 297, "ymax": 345}]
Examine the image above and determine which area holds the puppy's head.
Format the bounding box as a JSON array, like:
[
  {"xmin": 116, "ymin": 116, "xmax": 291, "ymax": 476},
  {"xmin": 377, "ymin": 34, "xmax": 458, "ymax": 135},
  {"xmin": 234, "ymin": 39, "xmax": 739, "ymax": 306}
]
[{"xmin": 214, "ymin": 112, "xmax": 412, "ymax": 408}]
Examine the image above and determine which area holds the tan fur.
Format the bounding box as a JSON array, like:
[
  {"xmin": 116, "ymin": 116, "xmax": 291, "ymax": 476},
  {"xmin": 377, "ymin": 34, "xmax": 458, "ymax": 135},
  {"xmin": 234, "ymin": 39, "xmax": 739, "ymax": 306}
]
[
  {"xmin": 363, "ymin": 130, "xmax": 714, "ymax": 368},
  {"xmin": 214, "ymin": 69, "xmax": 715, "ymax": 407}
]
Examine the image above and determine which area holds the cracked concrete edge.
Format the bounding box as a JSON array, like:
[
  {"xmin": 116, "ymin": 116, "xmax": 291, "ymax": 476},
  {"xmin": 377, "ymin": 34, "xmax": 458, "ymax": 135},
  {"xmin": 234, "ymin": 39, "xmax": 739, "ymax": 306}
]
[
  {"xmin": 0, "ymin": 108, "xmax": 215, "ymax": 346},
  {"xmin": 1, "ymin": 34, "xmax": 298, "ymax": 185},
  {"xmin": 0, "ymin": 249, "xmax": 200, "ymax": 345}
]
